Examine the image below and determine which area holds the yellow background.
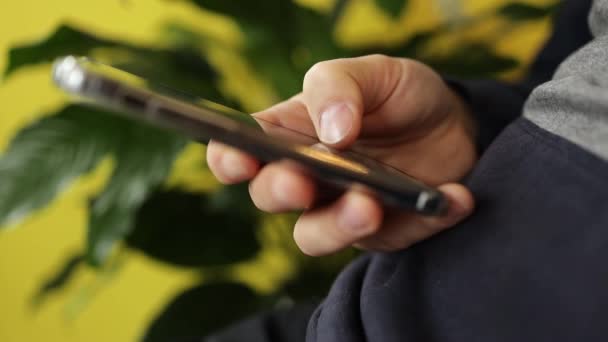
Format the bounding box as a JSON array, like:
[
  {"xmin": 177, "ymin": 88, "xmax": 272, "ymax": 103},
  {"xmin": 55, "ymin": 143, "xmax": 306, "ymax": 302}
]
[{"xmin": 0, "ymin": 0, "xmax": 555, "ymax": 341}]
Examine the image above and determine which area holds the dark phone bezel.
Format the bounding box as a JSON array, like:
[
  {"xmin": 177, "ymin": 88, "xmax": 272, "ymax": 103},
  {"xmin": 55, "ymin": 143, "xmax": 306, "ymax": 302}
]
[{"xmin": 52, "ymin": 56, "xmax": 446, "ymax": 215}]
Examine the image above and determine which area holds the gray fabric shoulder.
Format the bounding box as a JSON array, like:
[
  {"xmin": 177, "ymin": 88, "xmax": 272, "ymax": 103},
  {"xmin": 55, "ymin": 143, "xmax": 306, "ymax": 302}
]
[
  {"xmin": 524, "ymin": 0, "xmax": 608, "ymax": 161},
  {"xmin": 590, "ymin": 0, "xmax": 608, "ymax": 36}
]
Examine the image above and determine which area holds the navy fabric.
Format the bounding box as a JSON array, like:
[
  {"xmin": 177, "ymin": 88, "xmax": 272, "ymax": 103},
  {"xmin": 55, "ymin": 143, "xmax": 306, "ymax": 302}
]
[{"xmin": 308, "ymin": 118, "xmax": 608, "ymax": 341}]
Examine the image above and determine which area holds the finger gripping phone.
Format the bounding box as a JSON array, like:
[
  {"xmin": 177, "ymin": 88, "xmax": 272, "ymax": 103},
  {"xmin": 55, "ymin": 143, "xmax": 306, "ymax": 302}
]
[{"xmin": 52, "ymin": 56, "xmax": 446, "ymax": 215}]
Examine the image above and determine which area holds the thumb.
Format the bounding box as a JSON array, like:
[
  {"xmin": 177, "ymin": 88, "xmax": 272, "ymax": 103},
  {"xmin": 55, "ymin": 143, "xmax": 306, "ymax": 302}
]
[{"xmin": 302, "ymin": 55, "xmax": 405, "ymax": 149}]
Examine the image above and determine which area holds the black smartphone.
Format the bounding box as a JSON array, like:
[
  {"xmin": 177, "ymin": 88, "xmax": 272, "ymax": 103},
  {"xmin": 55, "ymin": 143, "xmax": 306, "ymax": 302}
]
[{"xmin": 52, "ymin": 56, "xmax": 446, "ymax": 215}]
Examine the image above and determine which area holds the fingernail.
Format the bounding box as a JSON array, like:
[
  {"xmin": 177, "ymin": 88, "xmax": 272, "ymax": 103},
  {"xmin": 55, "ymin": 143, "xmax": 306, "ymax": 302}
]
[
  {"xmin": 221, "ymin": 151, "xmax": 248, "ymax": 180},
  {"xmin": 319, "ymin": 103, "xmax": 353, "ymax": 144},
  {"xmin": 338, "ymin": 194, "xmax": 372, "ymax": 234}
]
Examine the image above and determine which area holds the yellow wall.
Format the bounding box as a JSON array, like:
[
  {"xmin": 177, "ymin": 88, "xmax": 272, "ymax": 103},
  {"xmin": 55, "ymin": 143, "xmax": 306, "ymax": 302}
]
[
  {"xmin": 0, "ymin": 2, "xmax": 222, "ymax": 341},
  {"xmin": 0, "ymin": 0, "xmax": 555, "ymax": 341}
]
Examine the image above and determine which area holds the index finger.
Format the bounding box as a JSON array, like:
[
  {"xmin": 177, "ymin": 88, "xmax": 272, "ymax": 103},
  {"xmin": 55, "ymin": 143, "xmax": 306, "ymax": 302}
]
[
  {"xmin": 252, "ymin": 94, "xmax": 316, "ymax": 137},
  {"xmin": 206, "ymin": 96, "xmax": 317, "ymax": 184}
]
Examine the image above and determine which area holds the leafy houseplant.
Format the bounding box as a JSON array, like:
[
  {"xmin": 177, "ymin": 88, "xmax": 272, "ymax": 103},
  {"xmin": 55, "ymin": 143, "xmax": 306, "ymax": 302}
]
[{"xmin": 1, "ymin": 0, "xmax": 559, "ymax": 340}]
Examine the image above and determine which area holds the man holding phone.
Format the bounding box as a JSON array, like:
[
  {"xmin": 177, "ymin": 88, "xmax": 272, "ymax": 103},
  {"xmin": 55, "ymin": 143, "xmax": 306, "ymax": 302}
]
[
  {"xmin": 207, "ymin": 0, "xmax": 608, "ymax": 341},
  {"xmin": 208, "ymin": 55, "xmax": 477, "ymax": 256}
]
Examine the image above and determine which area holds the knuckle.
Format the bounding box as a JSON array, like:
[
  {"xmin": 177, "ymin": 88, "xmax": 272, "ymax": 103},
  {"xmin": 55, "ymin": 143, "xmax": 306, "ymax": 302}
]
[
  {"xmin": 366, "ymin": 53, "xmax": 391, "ymax": 63},
  {"xmin": 396, "ymin": 59, "xmax": 416, "ymax": 87},
  {"xmin": 303, "ymin": 60, "xmax": 335, "ymax": 87},
  {"xmin": 363, "ymin": 54, "xmax": 415, "ymax": 95},
  {"xmin": 365, "ymin": 54, "xmax": 400, "ymax": 72}
]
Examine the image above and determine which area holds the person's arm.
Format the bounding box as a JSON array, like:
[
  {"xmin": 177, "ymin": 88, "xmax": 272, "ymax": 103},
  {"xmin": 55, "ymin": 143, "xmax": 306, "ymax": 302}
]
[
  {"xmin": 524, "ymin": 0, "xmax": 608, "ymax": 160},
  {"xmin": 448, "ymin": 0, "xmax": 593, "ymax": 151}
]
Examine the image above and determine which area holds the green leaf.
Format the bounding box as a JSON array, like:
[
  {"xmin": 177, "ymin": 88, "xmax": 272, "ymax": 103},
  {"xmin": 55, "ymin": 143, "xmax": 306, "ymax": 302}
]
[
  {"xmin": 330, "ymin": 0, "xmax": 351, "ymax": 27},
  {"xmin": 0, "ymin": 102, "xmax": 186, "ymax": 265},
  {"xmin": 498, "ymin": 2, "xmax": 559, "ymax": 21},
  {"xmin": 142, "ymin": 282, "xmax": 264, "ymax": 342},
  {"xmin": 281, "ymin": 267, "xmax": 338, "ymax": 302},
  {"xmin": 189, "ymin": 0, "xmax": 296, "ymax": 34},
  {"xmin": 242, "ymin": 35, "xmax": 301, "ymax": 100},
  {"xmin": 374, "ymin": 0, "xmax": 409, "ymax": 18},
  {"xmin": 114, "ymin": 48, "xmax": 226, "ymax": 105},
  {"xmin": 206, "ymin": 182, "xmax": 259, "ymax": 218},
  {"xmin": 189, "ymin": 1, "xmax": 349, "ymax": 100},
  {"xmin": 4, "ymin": 24, "xmax": 120, "ymax": 78},
  {"xmin": 190, "ymin": 0, "xmax": 302, "ymax": 61},
  {"xmin": 0, "ymin": 105, "xmax": 126, "ymax": 227},
  {"xmin": 126, "ymin": 185, "xmax": 261, "ymax": 267},
  {"xmin": 188, "ymin": 0, "xmax": 300, "ymax": 99},
  {"xmin": 359, "ymin": 30, "xmax": 436, "ymax": 59},
  {"xmin": 294, "ymin": 7, "xmax": 347, "ymax": 65},
  {"xmin": 4, "ymin": 24, "xmax": 223, "ymax": 104},
  {"xmin": 426, "ymin": 44, "xmax": 520, "ymax": 77},
  {"xmin": 190, "ymin": 0, "xmax": 349, "ymax": 100},
  {"xmin": 3, "ymin": 23, "xmax": 232, "ymax": 264},
  {"xmin": 243, "ymin": 6, "xmax": 346, "ymax": 100},
  {"xmin": 281, "ymin": 248, "xmax": 357, "ymax": 301},
  {"xmin": 86, "ymin": 124, "xmax": 186, "ymax": 265},
  {"xmin": 31, "ymin": 253, "xmax": 85, "ymax": 309}
]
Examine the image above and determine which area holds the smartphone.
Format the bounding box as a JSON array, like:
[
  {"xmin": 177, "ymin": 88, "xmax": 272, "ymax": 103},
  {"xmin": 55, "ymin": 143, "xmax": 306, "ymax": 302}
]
[{"xmin": 52, "ymin": 55, "xmax": 446, "ymax": 215}]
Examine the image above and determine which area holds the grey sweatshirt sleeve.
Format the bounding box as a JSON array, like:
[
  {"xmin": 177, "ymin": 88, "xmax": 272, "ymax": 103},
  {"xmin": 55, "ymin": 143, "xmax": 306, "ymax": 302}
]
[
  {"xmin": 524, "ymin": 0, "xmax": 608, "ymax": 161},
  {"xmin": 446, "ymin": 0, "xmax": 593, "ymax": 152}
]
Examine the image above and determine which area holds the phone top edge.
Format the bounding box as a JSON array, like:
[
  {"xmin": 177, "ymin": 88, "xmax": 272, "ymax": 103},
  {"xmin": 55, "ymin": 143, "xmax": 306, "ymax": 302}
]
[{"xmin": 53, "ymin": 56, "xmax": 87, "ymax": 94}]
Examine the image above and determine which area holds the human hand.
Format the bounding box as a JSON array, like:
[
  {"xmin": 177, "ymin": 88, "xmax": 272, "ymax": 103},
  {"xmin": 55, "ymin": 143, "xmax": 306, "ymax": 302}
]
[{"xmin": 206, "ymin": 55, "xmax": 477, "ymax": 255}]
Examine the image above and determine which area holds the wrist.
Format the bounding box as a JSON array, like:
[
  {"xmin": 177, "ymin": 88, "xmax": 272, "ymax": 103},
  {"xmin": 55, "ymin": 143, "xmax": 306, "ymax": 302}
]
[
  {"xmin": 423, "ymin": 84, "xmax": 479, "ymax": 183},
  {"xmin": 447, "ymin": 86, "xmax": 478, "ymax": 146}
]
